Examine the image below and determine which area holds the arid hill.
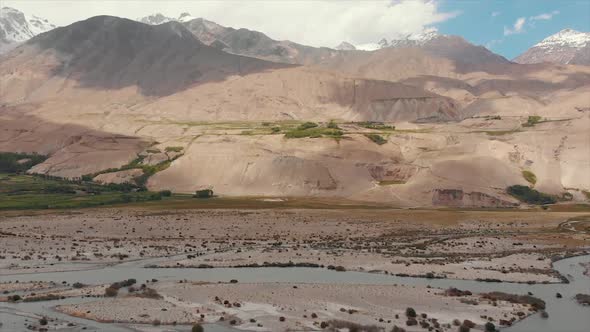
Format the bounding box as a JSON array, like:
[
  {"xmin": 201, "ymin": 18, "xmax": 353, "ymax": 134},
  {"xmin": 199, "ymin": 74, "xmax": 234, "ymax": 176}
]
[
  {"xmin": 0, "ymin": 15, "xmax": 588, "ymax": 207},
  {"xmin": 16, "ymin": 15, "xmax": 289, "ymax": 96},
  {"xmin": 0, "ymin": 16, "xmax": 459, "ymax": 122}
]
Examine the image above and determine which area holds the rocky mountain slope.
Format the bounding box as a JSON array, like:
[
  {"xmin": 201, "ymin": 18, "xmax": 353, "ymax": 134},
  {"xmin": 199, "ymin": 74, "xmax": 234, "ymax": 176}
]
[
  {"xmin": 0, "ymin": 7, "xmax": 55, "ymax": 53},
  {"xmin": 17, "ymin": 15, "xmax": 288, "ymax": 96},
  {"xmin": 376, "ymin": 28, "xmax": 510, "ymax": 66},
  {"xmin": 514, "ymin": 29, "xmax": 590, "ymax": 65},
  {"xmin": 1, "ymin": 15, "xmax": 588, "ymax": 207},
  {"xmin": 138, "ymin": 12, "xmax": 337, "ymax": 64},
  {"xmin": 1, "ymin": 16, "xmax": 456, "ymax": 119},
  {"xmin": 138, "ymin": 14, "xmax": 509, "ymax": 67}
]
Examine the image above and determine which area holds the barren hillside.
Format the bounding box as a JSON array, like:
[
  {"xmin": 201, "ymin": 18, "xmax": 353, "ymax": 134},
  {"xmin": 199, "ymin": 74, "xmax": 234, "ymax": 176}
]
[{"xmin": 0, "ymin": 15, "xmax": 588, "ymax": 207}]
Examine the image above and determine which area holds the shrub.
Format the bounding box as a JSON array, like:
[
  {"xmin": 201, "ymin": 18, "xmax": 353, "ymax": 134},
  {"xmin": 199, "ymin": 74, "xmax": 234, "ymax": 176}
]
[
  {"xmin": 271, "ymin": 126, "xmax": 281, "ymax": 133},
  {"xmin": 165, "ymin": 146, "xmax": 183, "ymax": 153},
  {"xmin": 298, "ymin": 122, "xmax": 319, "ymax": 130},
  {"xmin": 485, "ymin": 322, "xmax": 496, "ymax": 332},
  {"xmin": 326, "ymin": 320, "xmax": 381, "ymax": 332},
  {"xmin": 284, "ymin": 127, "xmax": 343, "ymax": 139},
  {"xmin": 507, "ymin": 185, "xmax": 556, "ymax": 205},
  {"xmin": 72, "ymin": 282, "xmax": 85, "ymax": 289},
  {"xmin": 327, "ymin": 120, "xmax": 340, "ymax": 129},
  {"xmin": 405, "ymin": 307, "xmax": 416, "ymax": 318},
  {"xmin": 462, "ymin": 320, "xmax": 476, "ymax": 328},
  {"xmin": 192, "ymin": 324, "xmax": 204, "ymax": 332},
  {"xmin": 8, "ymin": 294, "xmax": 21, "ymax": 302},
  {"xmin": 23, "ymin": 294, "xmax": 62, "ymax": 302},
  {"xmin": 39, "ymin": 317, "xmax": 48, "ymax": 326},
  {"xmin": 159, "ymin": 190, "xmax": 172, "ymax": 197},
  {"xmin": 523, "ymin": 115, "xmax": 543, "ymax": 127},
  {"xmin": 357, "ymin": 121, "xmax": 395, "ymax": 130},
  {"xmin": 459, "ymin": 325, "xmax": 470, "ymax": 332},
  {"xmin": 81, "ymin": 174, "xmax": 94, "ymax": 181},
  {"xmin": 152, "ymin": 319, "xmax": 161, "ymax": 326},
  {"xmin": 445, "ymin": 287, "xmax": 472, "ymax": 297},
  {"xmin": 0, "ymin": 152, "xmax": 47, "ymax": 173},
  {"xmin": 113, "ymin": 279, "xmax": 136, "ymax": 288},
  {"xmin": 134, "ymin": 288, "xmax": 162, "ymax": 299},
  {"xmin": 522, "ymin": 170, "xmax": 537, "ymax": 185},
  {"xmin": 194, "ymin": 189, "xmax": 214, "ymax": 198},
  {"xmin": 482, "ymin": 292, "xmax": 545, "ymax": 310},
  {"xmin": 364, "ymin": 134, "xmax": 387, "ymax": 145},
  {"xmin": 575, "ymin": 293, "xmax": 590, "ymax": 305},
  {"xmin": 104, "ymin": 287, "xmax": 118, "ymax": 297}
]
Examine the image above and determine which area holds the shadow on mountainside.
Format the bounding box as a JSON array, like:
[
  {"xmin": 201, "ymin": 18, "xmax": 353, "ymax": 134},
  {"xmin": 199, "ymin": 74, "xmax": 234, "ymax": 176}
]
[
  {"xmin": 19, "ymin": 16, "xmax": 293, "ymax": 97},
  {"xmin": 0, "ymin": 106, "xmax": 149, "ymax": 178}
]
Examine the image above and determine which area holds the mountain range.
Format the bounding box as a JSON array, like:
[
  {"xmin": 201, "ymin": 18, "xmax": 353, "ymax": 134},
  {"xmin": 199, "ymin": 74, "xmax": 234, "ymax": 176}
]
[
  {"xmin": 0, "ymin": 7, "xmax": 56, "ymax": 53},
  {"xmin": 0, "ymin": 8, "xmax": 589, "ymax": 207},
  {"xmin": 1, "ymin": 7, "xmax": 588, "ymax": 66}
]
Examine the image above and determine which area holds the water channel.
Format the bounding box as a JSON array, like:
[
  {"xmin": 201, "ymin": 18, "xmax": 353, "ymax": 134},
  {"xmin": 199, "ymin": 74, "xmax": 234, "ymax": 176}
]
[{"xmin": 1, "ymin": 254, "xmax": 588, "ymax": 331}]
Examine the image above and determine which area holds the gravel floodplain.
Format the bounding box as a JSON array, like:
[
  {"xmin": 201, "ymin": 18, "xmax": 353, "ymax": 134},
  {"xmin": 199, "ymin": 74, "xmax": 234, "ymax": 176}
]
[{"xmin": 0, "ymin": 206, "xmax": 588, "ymax": 331}]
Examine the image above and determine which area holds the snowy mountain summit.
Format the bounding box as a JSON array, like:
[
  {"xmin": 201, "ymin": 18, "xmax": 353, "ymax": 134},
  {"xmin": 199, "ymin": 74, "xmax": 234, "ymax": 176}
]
[
  {"xmin": 0, "ymin": 7, "xmax": 55, "ymax": 52},
  {"xmin": 514, "ymin": 29, "xmax": 590, "ymax": 65},
  {"xmin": 334, "ymin": 41, "xmax": 356, "ymax": 51},
  {"xmin": 138, "ymin": 12, "xmax": 197, "ymax": 25},
  {"xmin": 138, "ymin": 13, "xmax": 174, "ymax": 25},
  {"xmin": 535, "ymin": 29, "xmax": 590, "ymax": 49},
  {"xmin": 374, "ymin": 27, "xmax": 441, "ymax": 49}
]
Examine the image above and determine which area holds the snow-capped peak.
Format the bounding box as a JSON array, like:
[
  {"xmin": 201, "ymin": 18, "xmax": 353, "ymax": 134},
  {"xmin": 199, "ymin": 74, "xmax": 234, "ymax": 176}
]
[
  {"xmin": 535, "ymin": 29, "xmax": 590, "ymax": 49},
  {"xmin": 139, "ymin": 12, "xmax": 198, "ymax": 25},
  {"xmin": 374, "ymin": 27, "xmax": 442, "ymax": 49},
  {"xmin": 334, "ymin": 41, "xmax": 356, "ymax": 51},
  {"xmin": 1, "ymin": 7, "xmax": 56, "ymax": 44},
  {"xmin": 178, "ymin": 12, "xmax": 196, "ymax": 23},
  {"xmin": 387, "ymin": 27, "xmax": 441, "ymax": 48},
  {"xmin": 402, "ymin": 27, "xmax": 440, "ymax": 42},
  {"xmin": 138, "ymin": 13, "xmax": 174, "ymax": 25}
]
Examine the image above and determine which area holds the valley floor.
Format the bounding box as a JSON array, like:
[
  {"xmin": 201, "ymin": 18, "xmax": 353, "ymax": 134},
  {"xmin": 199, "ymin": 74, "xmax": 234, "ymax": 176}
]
[{"xmin": 0, "ymin": 203, "xmax": 589, "ymax": 331}]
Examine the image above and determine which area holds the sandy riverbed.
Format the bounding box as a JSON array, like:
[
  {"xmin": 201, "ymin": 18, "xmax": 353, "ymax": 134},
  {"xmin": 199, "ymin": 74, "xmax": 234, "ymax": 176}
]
[
  {"xmin": 0, "ymin": 206, "xmax": 588, "ymax": 331},
  {"xmin": 56, "ymin": 281, "xmax": 533, "ymax": 332}
]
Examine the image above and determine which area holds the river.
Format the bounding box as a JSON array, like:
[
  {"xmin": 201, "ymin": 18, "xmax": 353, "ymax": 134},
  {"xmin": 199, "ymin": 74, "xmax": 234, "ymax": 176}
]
[{"xmin": 1, "ymin": 254, "xmax": 588, "ymax": 331}]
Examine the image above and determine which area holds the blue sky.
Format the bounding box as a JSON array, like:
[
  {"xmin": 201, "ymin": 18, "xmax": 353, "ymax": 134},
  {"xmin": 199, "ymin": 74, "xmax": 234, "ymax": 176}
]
[{"xmin": 436, "ymin": 0, "xmax": 590, "ymax": 59}]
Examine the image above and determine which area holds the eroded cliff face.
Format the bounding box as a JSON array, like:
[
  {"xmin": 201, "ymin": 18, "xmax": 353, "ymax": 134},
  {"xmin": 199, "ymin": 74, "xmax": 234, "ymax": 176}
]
[{"xmin": 432, "ymin": 189, "xmax": 517, "ymax": 208}]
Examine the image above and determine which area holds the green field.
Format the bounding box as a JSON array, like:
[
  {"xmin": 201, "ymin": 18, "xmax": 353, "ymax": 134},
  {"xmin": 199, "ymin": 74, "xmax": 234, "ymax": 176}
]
[{"xmin": 0, "ymin": 173, "xmax": 163, "ymax": 210}]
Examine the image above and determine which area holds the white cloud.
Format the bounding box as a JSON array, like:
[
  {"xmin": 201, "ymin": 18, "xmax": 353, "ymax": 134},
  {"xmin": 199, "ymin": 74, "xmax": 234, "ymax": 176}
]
[
  {"xmin": 531, "ymin": 10, "xmax": 559, "ymax": 21},
  {"xmin": 491, "ymin": 11, "xmax": 501, "ymax": 17},
  {"xmin": 504, "ymin": 17, "xmax": 526, "ymax": 35},
  {"xmin": 3, "ymin": 0, "xmax": 459, "ymax": 48}
]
